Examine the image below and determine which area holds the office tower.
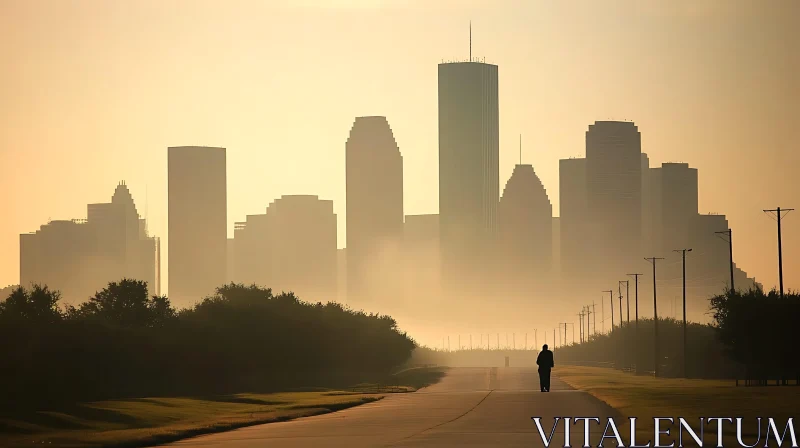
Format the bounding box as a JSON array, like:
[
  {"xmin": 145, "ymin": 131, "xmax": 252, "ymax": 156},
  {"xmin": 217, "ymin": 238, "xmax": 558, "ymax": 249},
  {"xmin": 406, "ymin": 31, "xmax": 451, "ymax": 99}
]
[
  {"xmin": 20, "ymin": 220, "xmax": 92, "ymax": 304},
  {"xmin": 654, "ymin": 162, "xmax": 698, "ymax": 255},
  {"xmin": 585, "ymin": 121, "xmax": 642, "ymax": 282},
  {"xmin": 403, "ymin": 214, "xmax": 441, "ymax": 301},
  {"xmin": 20, "ymin": 182, "xmax": 160, "ymax": 304},
  {"xmin": 265, "ymin": 195, "xmax": 337, "ymax": 301},
  {"xmin": 559, "ymin": 158, "xmax": 589, "ymax": 291},
  {"xmin": 551, "ymin": 217, "xmax": 561, "ymax": 280},
  {"xmin": 345, "ymin": 116, "xmax": 404, "ymax": 307},
  {"xmin": 337, "ymin": 248, "xmax": 347, "ymax": 303},
  {"xmin": 497, "ymin": 164, "xmax": 553, "ymax": 295},
  {"xmin": 232, "ymin": 213, "xmax": 270, "ymax": 286},
  {"xmin": 438, "ymin": 60, "xmax": 499, "ymax": 292},
  {"xmin": 225, "ymin": 238, "xmax": 235, "ymax": 283},
  {"xmin": 168, "ymin": 146, "xmax": 226, "ymax": 305},
  {"xmin": 231, "ymin": 196, "xmax": 337, "ymax": 301},
  {"xmin": 640, "ymin": 153, "xmax": 652, "ymax": 255}
]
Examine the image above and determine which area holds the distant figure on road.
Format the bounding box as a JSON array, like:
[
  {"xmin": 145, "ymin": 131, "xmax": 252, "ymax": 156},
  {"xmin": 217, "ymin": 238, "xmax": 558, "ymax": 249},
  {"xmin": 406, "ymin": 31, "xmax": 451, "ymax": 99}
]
[{"xmin": 537, "ymin": 344, "xmax": 554, "ymax": 392}]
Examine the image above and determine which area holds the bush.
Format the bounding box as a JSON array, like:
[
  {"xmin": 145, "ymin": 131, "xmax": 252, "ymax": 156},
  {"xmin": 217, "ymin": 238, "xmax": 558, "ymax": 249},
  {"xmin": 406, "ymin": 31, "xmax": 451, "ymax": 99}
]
[{"xmin": 0, "ymin": 281, "xmax": 416, "ymax": 412}]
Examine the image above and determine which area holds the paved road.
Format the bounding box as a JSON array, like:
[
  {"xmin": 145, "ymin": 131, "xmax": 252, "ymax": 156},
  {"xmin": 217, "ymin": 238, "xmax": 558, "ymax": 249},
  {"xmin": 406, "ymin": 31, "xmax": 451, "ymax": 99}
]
[{"xmin": 163, "ymin": 367, "xmax": 620, "ymax": 447}]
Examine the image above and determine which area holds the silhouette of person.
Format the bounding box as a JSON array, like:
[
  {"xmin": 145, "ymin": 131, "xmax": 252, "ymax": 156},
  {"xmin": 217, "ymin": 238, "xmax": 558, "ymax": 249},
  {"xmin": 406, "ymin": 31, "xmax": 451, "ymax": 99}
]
[{"xmin": 536, "ymin": 344, "xmax": 554, "ymax": 392}]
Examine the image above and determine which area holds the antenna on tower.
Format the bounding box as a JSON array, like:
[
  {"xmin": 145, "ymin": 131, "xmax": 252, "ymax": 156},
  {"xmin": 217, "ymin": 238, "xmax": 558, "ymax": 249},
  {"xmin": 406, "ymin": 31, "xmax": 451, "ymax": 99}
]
[{"xmin": 469, "ymin": 21, "xmax": 472, "ymax": 61}]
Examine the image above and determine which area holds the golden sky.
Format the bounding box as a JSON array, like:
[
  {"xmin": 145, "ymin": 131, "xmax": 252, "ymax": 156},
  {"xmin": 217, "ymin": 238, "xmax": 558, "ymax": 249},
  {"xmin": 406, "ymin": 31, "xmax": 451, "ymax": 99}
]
[{"xmin": 1, "ymin": 0, "xmax": 798, "ymax": 295}]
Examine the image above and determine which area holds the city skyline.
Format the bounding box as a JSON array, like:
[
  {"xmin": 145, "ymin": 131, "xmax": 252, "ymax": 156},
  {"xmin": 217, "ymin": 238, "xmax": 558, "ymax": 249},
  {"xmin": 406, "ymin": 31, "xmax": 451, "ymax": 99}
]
[{"xmin": 1, "ymin": 0, "xmax": 798, "ymax": 297}]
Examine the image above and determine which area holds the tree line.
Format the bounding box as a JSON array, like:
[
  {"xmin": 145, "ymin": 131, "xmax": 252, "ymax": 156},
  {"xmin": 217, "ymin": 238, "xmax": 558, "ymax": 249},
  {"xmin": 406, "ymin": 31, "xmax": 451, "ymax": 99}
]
[
  {"xmin": 0, "ymin": 280, "xmax": 416, "ymax": 412},
  {"xmin": 552, "ymin": 287, "xmax": 800, "ymax": 381}
]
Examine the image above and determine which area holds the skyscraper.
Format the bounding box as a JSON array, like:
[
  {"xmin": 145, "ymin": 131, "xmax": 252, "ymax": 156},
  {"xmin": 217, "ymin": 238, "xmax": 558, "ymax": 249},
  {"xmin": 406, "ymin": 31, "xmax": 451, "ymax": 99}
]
[
  {"xmin": 559, "ymin": 157, "xmax": 589, "ymax": 287},
  {"xmin": 231, "ymin": 195, "xmax": 337, "ymax": 301},
  {"xmin": 438, "ymin": 60, "xmax": 499, "ymax": 291},
  {"xmin": 20, "ymin": 182, "xmax": 159, "ymax": 304},
  {"xmin": 168, "ymin": 146, "xmax": 226, "ymax": 305},
  {"xmin": 345, "ymin": 116, "xmax": 404, "ymax": 308},
  {"xmin": 497, "ymin": 164, "xmax": 553, "ymax": 295},
  {"xmin": 585, "ymin": 121, "xmax": 642, "ymax": 281},
  {"xmin": 654, "ymin": 162, "xmax": 698, "ymax": 255},
  {"xmin": 264, "ymin": 195, "xmax": 337, "ymax": 301}
]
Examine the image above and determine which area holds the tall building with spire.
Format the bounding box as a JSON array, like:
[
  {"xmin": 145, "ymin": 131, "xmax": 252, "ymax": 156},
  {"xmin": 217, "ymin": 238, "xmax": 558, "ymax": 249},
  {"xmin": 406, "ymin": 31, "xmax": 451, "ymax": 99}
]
[
  {"xmin": 168, "ymin": 146, "xmax": 226, "ymax": 305},
  {"xmin": 438, "ymin": 52, "xmax": 499, "ymax": 294},
  {"xmin": 20, "ymin": 182, "xmax": 160, "ymax": 303},
  {"xmin": 345, "ymin": 116, "xmax": 404, "ymax": 309}
]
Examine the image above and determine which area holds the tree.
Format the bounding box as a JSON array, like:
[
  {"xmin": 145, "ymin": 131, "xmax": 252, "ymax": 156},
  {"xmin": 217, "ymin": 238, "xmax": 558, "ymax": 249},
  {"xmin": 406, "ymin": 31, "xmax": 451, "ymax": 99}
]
[
  {"xmin": 77, "ymin": 279, "xmax": 175, "ymax": 327},
  {"xmin": 710, "ymin": 287, "xmax": 800, "ymax": 381},
  {"xmin": 0, "ymin": 284, "xmax": 62, "ymax": 325}
]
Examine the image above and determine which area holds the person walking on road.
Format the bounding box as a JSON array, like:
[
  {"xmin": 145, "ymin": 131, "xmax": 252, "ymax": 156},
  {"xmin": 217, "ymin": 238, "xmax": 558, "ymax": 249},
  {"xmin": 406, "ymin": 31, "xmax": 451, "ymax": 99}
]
[{"xmin": 536, "ymin": 344, "xmax": 554, "ymax": 392}]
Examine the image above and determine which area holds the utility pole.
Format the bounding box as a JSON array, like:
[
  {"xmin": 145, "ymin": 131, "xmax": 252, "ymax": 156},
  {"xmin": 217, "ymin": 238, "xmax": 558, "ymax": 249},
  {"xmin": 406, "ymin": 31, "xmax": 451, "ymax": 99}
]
[
  {"xmin": 628, "ymin": 274, "xmax": 642, "ymax": 329},
  {"xmin": 603, "ymin": 290, "xmax": 614, "ymax": 332},
  {"xmin": 624, "ymin": 280, "xmax": 630, "ymax": 323},
  {"xmin": 571, "ymin": 322, "xmax": 575, "ymax": 344},
  {"xmin": 553, "ymin": 329, "xmax": 556, "ymax": 348},
  {"xmin": 592, "ymin": 302, "xmax": 597, "ymax": 336},
  {"xmin": 674, "ymin": 248, "xmax": 692, "ymax": 378},
  {"xmin": 645, "ymin": 257, "xmax": 665, "ymax": 377},
  {"xmin": 601, "ymin": 295, "xmax": 605, "ymax": 333},
  {"xmin": 628, "ymin": 273, "xmax": 642, "ymax": 373},
  {"xmin": 617, "ymin": 283, "xmax": 624, "ymax": 328},
  {"xmin": 577, "ymin": 311, "xmax": 584, "ymax": 342},
  {"xmin": 715, "ymin": 229, "xmax": 734, "ymax": 292},
  {"xmin": 585, "ymin": 306, "xmax": 592, "ymax": 342},
  {"xmin": 763, "ymin": 207, "xmax": 794, "ymax": 297}
]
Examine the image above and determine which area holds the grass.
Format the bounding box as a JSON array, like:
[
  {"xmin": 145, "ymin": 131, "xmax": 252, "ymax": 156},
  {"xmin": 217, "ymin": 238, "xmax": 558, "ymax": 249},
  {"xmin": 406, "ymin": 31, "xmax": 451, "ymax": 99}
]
[
  {"xmin": 0, "ymin": 391, "xmax": 381, "ymax": 448},
  {"xmin": 554, "ymin": 366, "xmax": 799, "ymax": 443},
  {"xmin": 0, "ymin": 366, "xmax": 448, "ymax": 448}
]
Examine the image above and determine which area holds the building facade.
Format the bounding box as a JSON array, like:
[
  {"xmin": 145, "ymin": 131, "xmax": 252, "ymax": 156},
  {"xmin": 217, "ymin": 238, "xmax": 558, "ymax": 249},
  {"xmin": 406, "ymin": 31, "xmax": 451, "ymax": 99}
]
[
  {"xmin": 438, "ymin": 61, "xmax": 499, "ymax": 292},
  {"xmin": 585, "ymin": 121, "xmax": 643, "ymax": 283},
  {"xmin": 232, "ymin": 195, "xmax": 337, "ymax": 302},
  {"xmin": 168, "ymin": 146, "xmax": 227, "ymax": 305},
  {"xmin": 497, "ymin": 164, "xmax": 553, "ymax": 295},
  {"xmin": 20, "ymin": 182, "xmax": 160, "ymax": 304},
  {"xmin": 345, "ymin": 116, "xmax": 404, "ymax": 308}
]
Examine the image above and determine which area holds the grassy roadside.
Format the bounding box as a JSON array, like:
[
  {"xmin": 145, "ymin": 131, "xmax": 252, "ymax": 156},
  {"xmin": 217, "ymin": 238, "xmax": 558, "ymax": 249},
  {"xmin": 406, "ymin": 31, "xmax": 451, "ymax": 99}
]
[
  {"xmin": 554, "ymin": 366, "xmax": 799, "ymax": 442},
  {"xmin": 0, "ymin": 366, "xmax": 448, "ymax": 448},
  {"xmin": 0, "ymin": 392, "xmax": 381, "ymax": 448}
]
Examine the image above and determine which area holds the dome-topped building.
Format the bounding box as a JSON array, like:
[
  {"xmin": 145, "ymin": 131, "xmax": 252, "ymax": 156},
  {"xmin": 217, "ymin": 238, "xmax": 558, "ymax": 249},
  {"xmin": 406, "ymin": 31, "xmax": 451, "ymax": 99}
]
[{"xmin": 497, "ymin": 164, "xmax": 553, "ymax": 291}]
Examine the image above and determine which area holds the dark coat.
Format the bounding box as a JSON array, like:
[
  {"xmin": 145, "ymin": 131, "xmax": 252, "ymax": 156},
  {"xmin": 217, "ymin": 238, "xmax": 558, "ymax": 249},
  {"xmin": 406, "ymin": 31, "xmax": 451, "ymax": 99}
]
[{"xmin": 537, "ymin": 349, "xmax": 554, "ymax": 371}]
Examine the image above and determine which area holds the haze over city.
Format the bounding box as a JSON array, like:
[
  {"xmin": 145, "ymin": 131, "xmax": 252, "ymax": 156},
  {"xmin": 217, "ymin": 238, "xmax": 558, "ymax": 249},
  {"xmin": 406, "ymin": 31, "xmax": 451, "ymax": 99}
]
[{"xmin": 2, "ymin": 0, "xmax": 799, "ymax": 348}]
